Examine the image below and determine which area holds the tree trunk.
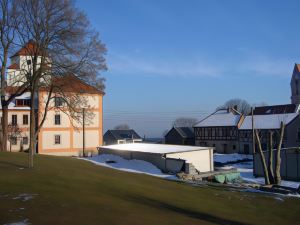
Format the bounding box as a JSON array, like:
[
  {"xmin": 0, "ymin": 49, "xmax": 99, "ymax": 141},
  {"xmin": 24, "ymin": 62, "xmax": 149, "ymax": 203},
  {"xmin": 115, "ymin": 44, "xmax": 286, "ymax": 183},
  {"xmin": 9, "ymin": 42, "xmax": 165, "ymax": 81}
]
[
  {"xmin": 1, "ymin": 47, "xmax": 8, "ymax": 152},
  {"xmin": 1, "ymin": 105, "xmax": 8, "ymax": 151},
  {"xmin": 255, "ymin": 130, "xmax": 270, "ymax": 185},
  {"xmin": 268, "ymin": 131, "xmax": 275, "ymax": 184},
  {"xmin": 275, "ymin": 122, "xmax": 285, "ymax": 185},
  {"xmin": 28, "ymin": 87, "xmax": 36, "ymax": 168}
]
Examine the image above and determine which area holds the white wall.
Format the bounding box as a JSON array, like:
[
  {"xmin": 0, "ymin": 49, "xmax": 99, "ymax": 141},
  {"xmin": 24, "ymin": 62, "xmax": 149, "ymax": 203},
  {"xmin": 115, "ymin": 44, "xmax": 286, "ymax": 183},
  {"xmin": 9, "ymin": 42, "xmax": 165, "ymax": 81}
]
[
  {"xmin": 73, "ymin": 130, "xmax": 99, "ymax": 148},
  {"xmin": 166, "ymin": 149, "xmax": 213, "ymax": 172},
  {"xmin": 42, "ymin": 131, "xmax": 70, "ymax": 149},
  {"xmin": 42, "ymin": 111, "xmax": 70, "ymax": 127}
]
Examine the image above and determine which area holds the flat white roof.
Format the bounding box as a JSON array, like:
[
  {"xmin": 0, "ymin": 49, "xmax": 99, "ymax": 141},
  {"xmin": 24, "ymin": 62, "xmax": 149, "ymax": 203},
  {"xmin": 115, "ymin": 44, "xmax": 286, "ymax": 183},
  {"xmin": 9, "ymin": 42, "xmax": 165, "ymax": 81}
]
[{"xmin": 100, "ymin": 143, "xmax": 211, "ymax": 154}]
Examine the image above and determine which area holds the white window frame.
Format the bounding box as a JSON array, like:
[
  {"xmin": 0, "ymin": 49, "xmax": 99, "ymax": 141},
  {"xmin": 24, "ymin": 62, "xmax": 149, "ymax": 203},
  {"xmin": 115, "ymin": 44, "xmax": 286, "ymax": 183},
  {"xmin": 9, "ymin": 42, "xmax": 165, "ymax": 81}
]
[
  {"xmin": 54, "ymin": 135, "xmax": 61, "ymax": 145},
  {"xmin": 54, "ymin": 114, "xmax": 61, "ymax": 125}
]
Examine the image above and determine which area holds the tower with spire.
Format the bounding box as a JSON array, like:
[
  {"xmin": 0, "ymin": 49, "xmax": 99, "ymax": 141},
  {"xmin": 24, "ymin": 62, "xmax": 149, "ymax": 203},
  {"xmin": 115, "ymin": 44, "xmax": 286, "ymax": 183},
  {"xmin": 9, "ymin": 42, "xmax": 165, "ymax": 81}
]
[{"xmin": 290, "ymin": 63, "xmax": 300, "ymax": 105}]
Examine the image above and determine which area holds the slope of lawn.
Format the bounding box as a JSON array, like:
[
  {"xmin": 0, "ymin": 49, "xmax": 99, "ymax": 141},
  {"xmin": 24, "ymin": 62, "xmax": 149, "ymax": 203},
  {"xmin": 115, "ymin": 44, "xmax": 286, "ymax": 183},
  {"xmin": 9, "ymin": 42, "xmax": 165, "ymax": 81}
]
[{"xmin": 0, "ymin": 152, "xmax": 300, "ymax": 225}]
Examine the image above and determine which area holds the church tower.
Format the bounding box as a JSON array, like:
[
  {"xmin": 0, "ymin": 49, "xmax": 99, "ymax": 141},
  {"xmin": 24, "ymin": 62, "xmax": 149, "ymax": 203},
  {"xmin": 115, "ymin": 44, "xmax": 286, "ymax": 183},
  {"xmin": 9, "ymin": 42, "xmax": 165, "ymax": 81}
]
[{"xmin": 290, "ymin": 63, "xmax": 300, "ymax": 105}]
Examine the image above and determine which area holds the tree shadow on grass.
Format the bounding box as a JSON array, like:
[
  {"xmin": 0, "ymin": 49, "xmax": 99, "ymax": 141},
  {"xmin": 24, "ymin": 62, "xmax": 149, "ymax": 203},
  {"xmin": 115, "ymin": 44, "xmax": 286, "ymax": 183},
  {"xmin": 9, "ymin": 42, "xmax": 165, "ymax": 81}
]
[
  {"xmin": 116, "ymin": 192, "xmax": 249, "ymax": 225},
  {"xmin": 0, "ymin": 160, "xmax": 26, "ymax": 169}
]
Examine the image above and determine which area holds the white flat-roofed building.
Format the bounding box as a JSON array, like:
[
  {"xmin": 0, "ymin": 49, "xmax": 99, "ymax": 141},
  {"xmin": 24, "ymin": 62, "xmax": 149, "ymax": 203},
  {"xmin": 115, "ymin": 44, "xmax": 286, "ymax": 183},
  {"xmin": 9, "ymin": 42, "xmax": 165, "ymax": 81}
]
[{"xmin": 99, "ymin": 143, "xmax": 214, "ymax": 174}]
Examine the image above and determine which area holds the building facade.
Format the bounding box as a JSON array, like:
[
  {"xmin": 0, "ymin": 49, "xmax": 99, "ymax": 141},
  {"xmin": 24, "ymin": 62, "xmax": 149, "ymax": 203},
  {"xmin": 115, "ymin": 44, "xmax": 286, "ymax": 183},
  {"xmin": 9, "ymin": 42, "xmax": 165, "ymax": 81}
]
[
  {"xmin": 2, "ymin": 41, "xmax": 104, "ymax": 156},
  {"xmin": 194, "ymin": 108, "xmax": 244, "ymax": 154},
  {"xmin": 164, "ymin": 127, "xmax": 195, "ymax": 146},
  {"xmin": 103, "ymin": 129, "xmax": 143, "ymax": 145}
]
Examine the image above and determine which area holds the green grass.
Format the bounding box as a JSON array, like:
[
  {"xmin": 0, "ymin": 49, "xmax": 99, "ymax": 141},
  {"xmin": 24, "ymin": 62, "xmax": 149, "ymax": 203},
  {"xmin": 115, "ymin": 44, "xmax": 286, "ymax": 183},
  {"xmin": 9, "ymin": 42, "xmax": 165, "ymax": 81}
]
[{"xmin": 0, "ymin": 152, "xmax": 300, "ymax": 225}]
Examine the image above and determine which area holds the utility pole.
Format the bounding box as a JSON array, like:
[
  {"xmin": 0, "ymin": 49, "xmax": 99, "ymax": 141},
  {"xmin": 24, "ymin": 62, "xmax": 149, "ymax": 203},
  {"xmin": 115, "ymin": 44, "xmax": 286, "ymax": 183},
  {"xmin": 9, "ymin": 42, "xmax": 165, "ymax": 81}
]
[
  {"xmin": 251, "ymin": 107, "xmax": 256, "ymax": 174},
  {"xmin": 251, "ymin": 107, "xmax": 255, "ymax": 154},
  {"xmin": 82, "ymin": 108, "xmax": 85, "ymax": 157}
]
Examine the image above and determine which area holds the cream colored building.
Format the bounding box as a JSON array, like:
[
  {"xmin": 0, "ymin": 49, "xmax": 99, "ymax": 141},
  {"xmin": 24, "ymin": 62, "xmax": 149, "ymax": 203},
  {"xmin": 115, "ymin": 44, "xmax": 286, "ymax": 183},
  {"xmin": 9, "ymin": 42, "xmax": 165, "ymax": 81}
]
[{"xmin": 4, "ymin": 41, "xmax": 104, "ymax": 156}]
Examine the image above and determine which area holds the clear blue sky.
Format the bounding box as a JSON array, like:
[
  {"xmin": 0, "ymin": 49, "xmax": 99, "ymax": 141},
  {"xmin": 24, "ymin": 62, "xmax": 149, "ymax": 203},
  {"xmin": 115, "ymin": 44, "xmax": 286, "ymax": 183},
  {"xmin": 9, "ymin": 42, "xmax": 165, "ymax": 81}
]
[{"xmin": 77, "ymin": 0, "xmax": 300, "ymax": 137}]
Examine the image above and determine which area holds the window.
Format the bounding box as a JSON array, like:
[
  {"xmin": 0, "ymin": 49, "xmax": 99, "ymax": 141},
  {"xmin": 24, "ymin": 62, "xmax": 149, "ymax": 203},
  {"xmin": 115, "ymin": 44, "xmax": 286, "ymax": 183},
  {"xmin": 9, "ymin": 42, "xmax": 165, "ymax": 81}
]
[
  {"xmin": 11, "ymin": 137, "xmax": 17, "ymax": 145},
  {"xmin": 15, "ymin": 99, "xmax": 31, "ymax": 107},
  {"xmin": 54, "ymin": 135, "xmax": 61, "ymax": 144},
  {"xmin": 22, "ymin": 137, "xmax": 28, "ymax": 145},
  {"xmin": 27, "ymin": 60, "xmax": 31, "ymax": 65},
  {"xmin": 297, "ymin": 128, "xmax": 300, "ymax": 141},
  {"xmin": 233, "ymin": 145, "xmax": 236, "ymax": 150},
  {"xmin": 54, "ymin": 114, "xmax": 61, "ymax": 125},
  {"xmin": 12, "ymin": 115, "xmax": 17, "ymax": 125},
  {"xmin": 54, "ymin": 97, "xmax": 64, "ymax": 107},
  {"xmin": 23, "ymin": 115, "xmax": 28, "ymax": 125}
]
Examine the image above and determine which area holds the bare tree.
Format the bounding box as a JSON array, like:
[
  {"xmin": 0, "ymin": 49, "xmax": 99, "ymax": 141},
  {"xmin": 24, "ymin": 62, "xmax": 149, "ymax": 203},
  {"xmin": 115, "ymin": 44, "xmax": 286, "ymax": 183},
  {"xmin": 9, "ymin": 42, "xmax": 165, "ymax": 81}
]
[
  {"xmin": 7, "ymin": 122, "xmax": 21, "ymax": 152},
  {"xmin": 217, "ymin": 98, "xmax": 251, "ymax": 115},
  {"xmin": 114, "ymin": 124, "xmax": 130, "ymax": 130},
  {"xmin": 0, "ymin": 0, "xmax": 29, "ymax": 152},
  {"xmin": 255, "ymin": 130, "xmax": 270, "ymax": 185},
  {"xmin": 254, "ymin": 121, "xmax": 286, "ymax": 185},
  {"xmin": 268, "ymin": 131, "xmax": 275, "ymax": 184},
  {"xmin": 173, "ymin": 117, "xmax": 197, "ymax": 127},
  {"xmin": 275, "ymin": 122, "xmax": 285, "ymax": 185},
  {"xmin": 15, "ymin": 0, "xmax": 106, "ymax": 167}
]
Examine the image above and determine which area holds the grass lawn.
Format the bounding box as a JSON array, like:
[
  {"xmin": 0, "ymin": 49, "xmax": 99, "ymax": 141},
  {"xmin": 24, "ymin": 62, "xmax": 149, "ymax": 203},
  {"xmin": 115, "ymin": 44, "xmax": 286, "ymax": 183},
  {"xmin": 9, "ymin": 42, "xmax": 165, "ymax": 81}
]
[{"xmin": 0, "ymin": 152, "xmax": 300, "ymax": 225}]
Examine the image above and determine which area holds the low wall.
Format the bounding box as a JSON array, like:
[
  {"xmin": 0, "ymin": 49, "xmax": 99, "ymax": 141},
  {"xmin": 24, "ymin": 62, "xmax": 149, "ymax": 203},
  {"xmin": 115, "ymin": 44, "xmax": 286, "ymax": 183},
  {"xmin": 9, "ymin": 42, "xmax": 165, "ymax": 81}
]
[
  {"xmin": 98, "ymin": 148, "xmax": 185, "ymax": 174},
  {"xmin": 254, "ymin": 148, "xmax": 300, "ymax": 181}
]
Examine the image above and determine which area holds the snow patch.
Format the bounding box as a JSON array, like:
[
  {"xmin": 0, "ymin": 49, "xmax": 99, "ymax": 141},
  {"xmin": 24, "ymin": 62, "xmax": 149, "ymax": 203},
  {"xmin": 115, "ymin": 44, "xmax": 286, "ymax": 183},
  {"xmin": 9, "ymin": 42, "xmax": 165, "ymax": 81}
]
[
  {"xmin": 4, "ymin": 219, "xmax": 30, "ymax": 225},
  {"xmin": 81, "ymin": 154, "xmax": 177, "ymax": 180},
  {"xmin": 216, "ymin": 154, "xmax": 300, "ymax": 189},
  {"xmin": 13, "ymin": 193, "xmax": 36, "ymax": 202}
]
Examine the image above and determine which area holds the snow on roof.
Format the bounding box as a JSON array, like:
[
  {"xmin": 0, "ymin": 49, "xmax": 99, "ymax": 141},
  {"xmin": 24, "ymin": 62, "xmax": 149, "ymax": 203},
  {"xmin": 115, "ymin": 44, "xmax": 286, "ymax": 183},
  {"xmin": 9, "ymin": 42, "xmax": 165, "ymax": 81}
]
[
  {"xmin": 100, "ymin": 143, "xmax": 211, "ymax": 154},
  {"xmin": 194, "ymin": 109, "xmax": 241, "ymax": 127},
  {"xmin": 15, "ymin": 92, "xmax": 31, "ymax": 100},
  {"xmin": 239, "ymin": 113, "xmax": 299, "ymax": 130}
]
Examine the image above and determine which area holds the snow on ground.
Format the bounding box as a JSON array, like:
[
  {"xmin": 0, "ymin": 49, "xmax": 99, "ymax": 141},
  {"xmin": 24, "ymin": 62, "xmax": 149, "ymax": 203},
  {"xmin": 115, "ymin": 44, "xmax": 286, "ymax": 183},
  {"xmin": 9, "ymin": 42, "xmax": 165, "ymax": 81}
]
[
  {"xmin": 83, "ymin": 153, "xmax": 299, "ymax": 189},
  {"xmin": 233, "ymin": 161, "xmax": 300, "ymax": 189},
  {"xmin": 4, "ymin": 219, "xmax": 30, "ymax": 225},
  {"xmin": 13, "ymin": 194, "xmax": 36, "ymax": 202},
  {"xmin": 82, "ymin": 154, "xmax": 177, "ymax": 180},
  {"xmin": 214, "ymin": 153, "xmax": 252, "ymax": 164},
  {"xmin": 215, "ymin": 154, "xmax": 300, "ymax": 189}
]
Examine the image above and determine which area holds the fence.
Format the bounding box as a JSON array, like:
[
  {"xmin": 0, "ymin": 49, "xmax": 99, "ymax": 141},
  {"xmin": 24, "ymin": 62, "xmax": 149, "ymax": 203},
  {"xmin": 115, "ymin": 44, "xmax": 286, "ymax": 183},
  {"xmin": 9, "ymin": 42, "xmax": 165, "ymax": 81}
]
[{"xmin": 254, "ymin": 147, "xmax": 300, "ymax": 181}]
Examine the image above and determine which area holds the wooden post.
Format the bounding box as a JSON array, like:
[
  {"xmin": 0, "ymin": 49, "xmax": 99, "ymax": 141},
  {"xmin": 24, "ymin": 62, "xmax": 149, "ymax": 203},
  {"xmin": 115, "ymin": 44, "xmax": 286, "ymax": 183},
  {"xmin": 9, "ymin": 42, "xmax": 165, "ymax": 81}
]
[
  {"xmin": 268, "ymin": 131, "xmax": 274, "ymax": 184},
  {"xmin": 275, "ymin": 121, "xmax": 285, "ymax": 185},
  {"xmin": 255, "ymin": 130, "xmax": 270, "ymax": 185},
  {"xmin": 82, "ymin": 108, "xmax": 85, "ymax": 157},
  {"xmin": 251, "ymin": 108, "xmax": 255, "ymax": 154}
]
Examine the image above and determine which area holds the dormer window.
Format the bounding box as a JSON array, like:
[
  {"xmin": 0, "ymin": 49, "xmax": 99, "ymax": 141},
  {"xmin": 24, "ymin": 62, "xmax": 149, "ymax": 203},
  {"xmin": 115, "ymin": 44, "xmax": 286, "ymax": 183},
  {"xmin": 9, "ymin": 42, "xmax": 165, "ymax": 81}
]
[
  {"xmin": 27, "ymin": 60, "xmax": 31, "ymax": 65},
  {"xmin": 15, "ymin": 99, "xmax": 31, "ymax": 107},
  {"xmin": 54, "ymin": 97, "xmax": 64, "ymax": 107}
]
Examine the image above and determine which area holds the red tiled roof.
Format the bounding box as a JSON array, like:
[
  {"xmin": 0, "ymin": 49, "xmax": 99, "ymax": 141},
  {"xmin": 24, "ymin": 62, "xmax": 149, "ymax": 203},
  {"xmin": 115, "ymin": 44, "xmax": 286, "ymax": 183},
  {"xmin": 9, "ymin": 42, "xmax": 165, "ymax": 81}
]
[
  {"xmin": 253, "ymin": 104, "xmax": 297, "ymax": 115},
  {"xmin": 40, "ymin": 74, "xmax": 104, "ymax": 95},
  {"xmin": 296, "ymin": 64, "xmax": 300, "ymax": 72},
  {"xmin": 11, "ymin": 40, "xmax": 44, "ymax": 58},
  {"xmin": 7, "ymin": 63, "xmax": 19, "ymax": 70},
  {"xmin": 5, "ymin": 86, "xmax": 29, "ymax": 95}
]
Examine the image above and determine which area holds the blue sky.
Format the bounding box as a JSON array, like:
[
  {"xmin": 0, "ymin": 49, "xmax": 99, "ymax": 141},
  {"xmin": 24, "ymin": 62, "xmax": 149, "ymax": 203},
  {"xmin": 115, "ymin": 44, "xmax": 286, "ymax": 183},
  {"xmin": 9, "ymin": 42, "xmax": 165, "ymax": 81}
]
[{"xmin": 77, "ymin": 0, "xmax": 300, "ymax": 137}]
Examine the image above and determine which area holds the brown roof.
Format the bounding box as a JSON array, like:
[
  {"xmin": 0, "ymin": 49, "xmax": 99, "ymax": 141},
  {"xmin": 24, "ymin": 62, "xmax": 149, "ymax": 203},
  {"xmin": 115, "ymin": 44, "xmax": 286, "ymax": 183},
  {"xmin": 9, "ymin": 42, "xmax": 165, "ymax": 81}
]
[
  {"xmin": 7, "ymin": 63, "xmax": 19, "ymax": 70},
  {"xmin": 5, "ymin": 86, "xmax": 30, "ymax": 95},
  {"xmin": 11, "ymin": 40, "xmax": 43, "ymax": 58},
  {"xmin": 253, "ymin": 104, "xmax": 297, "ymax": 115},
  {"xmin": 50, "ymin": 75, "xmax": 104, "ymax": 95},
  {"xmin": 296, "ymin": 64, "xmax": 300, "ymax": 72}
]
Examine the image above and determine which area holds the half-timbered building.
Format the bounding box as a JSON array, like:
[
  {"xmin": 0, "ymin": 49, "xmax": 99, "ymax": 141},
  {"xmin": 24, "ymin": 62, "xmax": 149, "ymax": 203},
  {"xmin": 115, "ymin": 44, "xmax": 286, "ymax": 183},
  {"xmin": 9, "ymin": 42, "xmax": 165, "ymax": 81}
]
[{"xmin": 194, "ymin": 108, "xmax": 244, "ymax": 153}]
